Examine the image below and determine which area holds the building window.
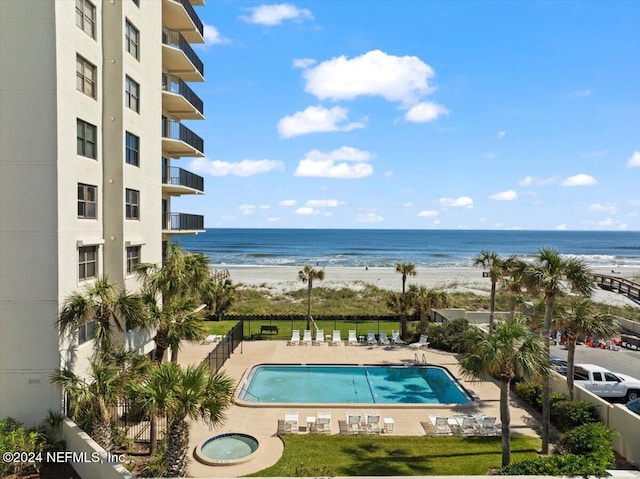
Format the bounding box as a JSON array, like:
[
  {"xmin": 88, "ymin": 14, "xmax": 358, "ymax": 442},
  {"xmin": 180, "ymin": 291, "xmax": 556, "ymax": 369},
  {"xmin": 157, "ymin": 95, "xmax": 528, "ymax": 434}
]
[
  {"xmin": 78, "ymin": 318, "xmax": 97, "ymax": 344},
  {"xmin": 79, "ymin": 246, "xmax": 97, "ymax": 281},
  {"xmin": 125, "ymin": 132, "xmax": 140, "ymax": 166},
  {"xmin": 125, "ymin": 20, "xmax": 139, "ymax": 59},
  {"xmin": 75, "ymin": 0, "xmax": 96, "ymax": 38},
  {"xmin": 125, "ymin": 189, "xmax": 140, "ymax": 219},
  {"xmin": 125, "ymin": 76, "xmax": 139, "ymax": 113},
  {"xmin": 77, "ymin": 119, "xmax": 97, "ymax": 159},
  {"xmin": 77, "ymin": 183, "xmax": 97, "ymax": 219},
  {"xmin": 76, "ymin": 55, "xmax": 96, "ymax": 99},
  {"xmin": 126, "ymin": 246, "xmax": 141, "ymax": 274}
]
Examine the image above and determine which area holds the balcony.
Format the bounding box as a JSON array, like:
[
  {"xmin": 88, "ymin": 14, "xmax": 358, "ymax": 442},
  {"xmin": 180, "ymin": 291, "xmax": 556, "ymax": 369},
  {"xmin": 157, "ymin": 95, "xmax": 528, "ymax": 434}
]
[
  {"xmin": 162, "ymin": 118, "xmax": 204, "ymax": 158},
  {"xmin": 162, "ymin": 74, "xmax": 204, "ymax": 120},
  {"xmin": 163, "ymin": 212, "xmax": 204, "ymax": 234},
  {"xmin": 162, "ymin": 29, "xmax": 204, "ymax": 82},
  {"xmin": 163, "ymin": 166, "xmax": 204, "ymax": 195},
  {"xmin": 162, "ymin": 0, "xmax": 204, "ymax": 44}
]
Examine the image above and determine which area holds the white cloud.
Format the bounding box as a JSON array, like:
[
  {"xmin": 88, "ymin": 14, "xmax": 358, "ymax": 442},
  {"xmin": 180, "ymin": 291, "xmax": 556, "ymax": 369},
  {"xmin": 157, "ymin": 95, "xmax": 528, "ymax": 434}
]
[
  {"xmin": 279, "ymin": 199, "xmax": 297, "ymax": 206},
  {"xmin": 294, "ymin": 147, "xmax": 374, "ymax": 179},
  {"xmin": 439, "ymin": 196, "xmax": 474, "ymax": 208},
  {"xmin": 561, "ymin": 173, "xmax": 597, "ymax": 187},
  {"xmin": 306, "ymin": 199, "xmax": 341, "ymax": 207},
  {"xmin": 189, "ymin": 158, "xmax": 284, "ymax": 176},
  {"xmin": 627, "ymin": 151, "xmax": 640, "ymax": 168},
  {"xmin": 277, "ymin": 105, "xmax": 366, "ymax": 138},
  {"xmin": 555, "ymin": 224, "xmax": 568, "ymax": 230},
  {"xmin": 589, "ymin": 203, "xmax": 617, "ymax": 214},
  {"xmin": 356, "ymin": 212, "xmax": 384, "ymax": 223},
  {"xmin": 203, "ymin": 24, "xmax": 229, "ymax": 45},
  {"xmin": 497, "ymin": 130, "xmax": 506, "ymax": 139},
  {"xmin": 405, "ymin": 102, "xmax": 449, "ymax": 123},
  {"xmin": 418, "ymin": 210, "xmax": 439, "ymax": 217},
  {"xmin": 240, "ymin": 3, "xmax": 313, "ymax": 26},
  {"xmin": 267, "ymin": 217, "xmax": 281, "ymax": 222},
  {"xmin": 517, "ymin": 175, "xmax": 558, "ymax": 186},
  {"xmin": 293, "ymin": 58, "xmax": 316, "ymax": 69},
  {"xmin": 580, "ymin": 150, "xmax": 608, "ymax": 158},
  {"xmin": 238, "ymin": 204, "xmax": 256, "ymax": 215},
  {"xmin": 403, "ymin": 202, "xmax": 414, "ymax": 208},
  {"xmin": 489, "ymin": 190, "xmax": 517, "ymax": 201},
  {"xmin": 295, "ymin": 207, "xmax": 319, "ymax": 215},
  {"xmin": 302, "ymin": 50, "xmax": 435, "ymax": 105},
  {"xmin": 598, "ymin": 218, "xmax": 615, "ymax": 227},
  {"xmin": 384, "ymin": 171, "xmax": 394, "ymax": 177}
]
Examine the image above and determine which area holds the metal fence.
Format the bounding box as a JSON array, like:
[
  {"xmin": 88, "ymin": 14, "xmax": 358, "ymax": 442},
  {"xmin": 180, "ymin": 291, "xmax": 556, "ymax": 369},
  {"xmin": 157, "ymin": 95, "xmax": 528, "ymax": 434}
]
[{"xmin": 201, "ymin": 321, "xmax": 243, "ymax": 374}]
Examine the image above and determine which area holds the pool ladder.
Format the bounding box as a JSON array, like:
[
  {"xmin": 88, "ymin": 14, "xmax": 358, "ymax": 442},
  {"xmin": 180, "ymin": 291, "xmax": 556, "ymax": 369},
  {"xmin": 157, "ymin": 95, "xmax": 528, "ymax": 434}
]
[{"xmin": 414, "ymin": 353, "xmax": 427, "ymax": 365}]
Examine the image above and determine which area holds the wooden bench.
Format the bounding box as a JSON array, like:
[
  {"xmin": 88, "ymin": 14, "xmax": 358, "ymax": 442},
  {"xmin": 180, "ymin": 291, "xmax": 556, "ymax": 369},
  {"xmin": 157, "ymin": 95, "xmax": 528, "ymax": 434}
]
[{"xmin": 260, "ymin": 325, "xmax": 279, "ymax": 335}]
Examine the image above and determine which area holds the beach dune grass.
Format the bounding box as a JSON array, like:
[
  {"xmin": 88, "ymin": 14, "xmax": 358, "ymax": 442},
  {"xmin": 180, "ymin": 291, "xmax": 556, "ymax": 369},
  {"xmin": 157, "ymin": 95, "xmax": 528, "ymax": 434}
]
[{"xmin": 250, "ymin": 435, "xmax": 541, "ymax": 476}]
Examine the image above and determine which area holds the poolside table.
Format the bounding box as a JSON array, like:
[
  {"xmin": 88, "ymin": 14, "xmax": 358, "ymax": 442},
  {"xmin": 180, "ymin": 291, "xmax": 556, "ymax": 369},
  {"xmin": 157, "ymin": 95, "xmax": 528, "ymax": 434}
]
[
  {"xmin": 306, "ymin": 416, "xmax": 316, "ymax": 432},
  {"xmin": 383, "ymin": 417, "xmax": 394, "ymax": 433}
]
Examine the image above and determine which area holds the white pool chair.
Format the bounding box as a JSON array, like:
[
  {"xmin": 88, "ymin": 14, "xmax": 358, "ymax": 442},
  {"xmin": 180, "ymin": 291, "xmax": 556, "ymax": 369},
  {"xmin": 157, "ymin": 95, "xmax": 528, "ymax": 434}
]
[
  {"xmin": 428, "ymin": 415, "xmax": 452, "ymax": 435},
  {"xmin": 409, "ymin": 334, "xmax": 429, "ymax": 349},
  {"xmin": 288, "ymin": 329, "xmax": 300, "ymax": 346},
  {"xmin": 348, "ymin": 330, "xmax": 358, "ymax": 345},
  {"xmin": 302, "ymin": 329, "xmax": 312, "ymax": 346},
  {"xmin": 391, "ymin": 330, "xmax": 405, "ymax": 345},
  {"xmin": 366, "ymin": 330, "xmax": 377, "ymax": 345},
  {"xmin": 346, "ymin": 412, "xmax": 363, "ymax": 434},
  {"xmin": 203, "ymin": 334, "xmax": 216, "ymax": 344},
  {"xmin": 330, "ymin": 330, "xmax": 342, "ymax": 346},
  {"xmin": 456, "ymin": 415, "xmax": 478, "ymax": 436},
  {"xmin": 379, "ymin": 331, "xmax": 390, "ymax": 345},
  {"xmin": 316, "ymin": 412, "xmax": 332, "ymax": 433},
  {"xmin": 283, "ymin": 412, "xmax": 299, "ymax": 432},
  {"xmin": 476, "ymin": 416, "xmax": 499, "ymax": 436},
  {"xmin": 314, "ymin": 329, "xmax": 325, "ymax": 345},
  {"xmin": 365, "ymin": 413, "xmax": 382, "ymax": 434}
]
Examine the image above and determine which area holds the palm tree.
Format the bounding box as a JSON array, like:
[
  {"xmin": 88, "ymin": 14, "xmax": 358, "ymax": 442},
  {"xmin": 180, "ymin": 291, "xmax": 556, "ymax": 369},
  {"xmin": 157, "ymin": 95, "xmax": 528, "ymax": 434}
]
[
  {"xmin": 149, "ymin": 362, "xmax": 234, "ymax": 477},
  {"xmin": 202, "ymin": 278, "xmax": 236, "ymax": 320},
  {"xmin": 57, "ymin": 277, "xmax": 147, "ymax": 354},
  {"xmin": 556, "ymin": 297, "xmax": 619, "ymax": 400},
  {"xmin": 395, "ymin": 262, "xmax": 417, "ymax": 337},
  {"xmin": 473, "ymin": 250, "xmax": 506, "ymax": 331},
  {"xmin": 517, "ymin": 247, "xmax": 594, "ymax": 454},
  {"xmin": 408, "ymin": 285, "xmax": 451, "ymax": 335},
  {"xmin": 298, "ymin": 265, "xmax": 325, "ymax": 330},
  {"xmin": 460, "ymin": 316, "xmax": 549, "ymax": 467}
]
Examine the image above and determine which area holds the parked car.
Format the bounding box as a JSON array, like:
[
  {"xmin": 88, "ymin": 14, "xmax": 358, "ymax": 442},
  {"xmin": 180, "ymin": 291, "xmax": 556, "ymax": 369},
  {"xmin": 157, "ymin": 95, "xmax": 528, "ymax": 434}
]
[
  {"xmin": 574, "ymin": 364, "xmax": 640, "ymax": 402},
  {"xmin": 626, "ymin": 397, "xmax": 640, "ymax": 415},
  {"xmin": 550, "ymin": 356, "xmax": 567, "ymax": 374}
]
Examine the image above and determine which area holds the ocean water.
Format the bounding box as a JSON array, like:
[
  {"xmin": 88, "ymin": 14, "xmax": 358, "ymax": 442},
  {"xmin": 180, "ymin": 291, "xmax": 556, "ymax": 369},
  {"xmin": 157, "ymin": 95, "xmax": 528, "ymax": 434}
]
[{"xmin": 175, "ymin": 229, "xmax": 640, "ymax": 269}]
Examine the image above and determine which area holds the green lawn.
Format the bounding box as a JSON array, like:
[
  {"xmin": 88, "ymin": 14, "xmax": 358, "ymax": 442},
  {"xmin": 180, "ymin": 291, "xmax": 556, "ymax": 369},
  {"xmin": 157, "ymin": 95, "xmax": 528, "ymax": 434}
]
[
  {"xmin": 251, "ymin": 435, "xmax": 541, "ymax": 476},
  {"xmin": 204, "ymin": 320, "xmax": 239, "ymax": 336}
]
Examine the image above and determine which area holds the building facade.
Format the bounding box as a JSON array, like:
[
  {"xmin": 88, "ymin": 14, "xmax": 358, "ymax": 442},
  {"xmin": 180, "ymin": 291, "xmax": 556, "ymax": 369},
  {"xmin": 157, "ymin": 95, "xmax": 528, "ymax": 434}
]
[{"xmin": 0, "ymin": 0, "xmax": 205, "ymax": 425}]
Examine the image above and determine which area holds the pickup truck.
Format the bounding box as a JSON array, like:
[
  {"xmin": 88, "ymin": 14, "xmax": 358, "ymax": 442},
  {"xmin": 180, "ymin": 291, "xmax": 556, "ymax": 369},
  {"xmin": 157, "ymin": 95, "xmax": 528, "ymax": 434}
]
[{"xmin": 574, "ymin": 364, "xmax": 640, "ymax": 402}]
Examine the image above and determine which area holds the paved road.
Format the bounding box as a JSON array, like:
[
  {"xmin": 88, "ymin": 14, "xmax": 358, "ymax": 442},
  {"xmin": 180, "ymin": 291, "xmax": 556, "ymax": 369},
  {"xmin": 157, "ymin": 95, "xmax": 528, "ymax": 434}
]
[{"xmin": 550, "ymin": 342, "xmax": 640, "ymax": 380}]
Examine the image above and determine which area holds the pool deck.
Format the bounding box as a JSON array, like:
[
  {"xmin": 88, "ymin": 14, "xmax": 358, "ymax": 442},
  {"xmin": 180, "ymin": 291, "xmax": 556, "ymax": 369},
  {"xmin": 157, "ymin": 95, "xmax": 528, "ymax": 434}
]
[{"xmin": 179, "ymin": 340, "xmax": 541, "ymax": 478}]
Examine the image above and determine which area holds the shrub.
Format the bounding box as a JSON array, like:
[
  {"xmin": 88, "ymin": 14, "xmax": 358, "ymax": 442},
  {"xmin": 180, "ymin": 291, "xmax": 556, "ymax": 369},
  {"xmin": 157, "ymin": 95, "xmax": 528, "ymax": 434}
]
[
  {"xmin": 497, "ymin": 454, "xmax": 609, "ymax": 477},
  {"xmin": 514, "ymin": 382, "xmax": 543, "ymax": 410},
  {"xmin": 429, "ymin": 318, "xmax": 470, "ymax": 352},
  {"xmin": 555, "ymin": 422, "xmax": 616, "ymax": 470},
  {"xmin": 0, "ymin": 417, "xmax": 47, "ymax": 477},
  {"xmin": 550, "ymin": 400, "xmax": 598, "ymax": 433}
]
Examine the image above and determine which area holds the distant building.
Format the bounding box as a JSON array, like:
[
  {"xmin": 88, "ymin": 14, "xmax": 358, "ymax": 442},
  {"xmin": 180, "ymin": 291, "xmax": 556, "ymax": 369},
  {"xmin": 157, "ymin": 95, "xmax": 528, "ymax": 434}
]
[{"xmin": 0, "ymin": 0, "xmax": 205, "ymax": 425}]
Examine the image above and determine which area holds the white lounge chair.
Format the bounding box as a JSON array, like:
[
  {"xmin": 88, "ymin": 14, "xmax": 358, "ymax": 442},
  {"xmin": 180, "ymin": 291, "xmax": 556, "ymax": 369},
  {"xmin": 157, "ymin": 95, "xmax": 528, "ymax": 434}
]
[
  {"xmin": 330, "ymin": 330, "xmax": 342, "ymax": 346},
  {"xmin": 391, "ymin": 330, "xmax": 405, "ymax": 345},
  {"xmin": 316, "ymin": 412, "xmax": 332, "ymax": 433},
  {"xmin": 203, "ymin": 334, "xmax": 216, "ymax": 344},
  {"xmin": 456, "ymin": 415, "xmax": 478, "ymax": 436},
  {"xmin": 289, "ymin": 329, "xmax": 300, "ymax": 346},
  {"xmin": 379, "ymin": 331, "xmax": 390, "ymax": 345},
  {"xmin": 314, "ymin": 329, "xmax": 325, "ymax": 345},
  {"xmin": 409, "ymin": 334, "xmax": 430, "ymax": 349},
  {"xmin": 302, "ymin": 329, "xmax": 312, "ymax": 346},
  {"xmin": 348, "ymin": 330, "xmax": 358, "ymax": 345},
  {"xmin": 476, "ymin": 416, "xmax": 499, "ymax": 436},
  {"xmin": 346, "ymin": 412, "xmax": 363, "ymax": 434},
  {"xmin": 366, "ymin": 330, "xmax": 377, "ymax": 345},
  {"xmin": 365, "ymin": 413, "xmax": 382, "ymax": 434},
  {"xmin": 428, "ymin": 415, "xmax": 452, "ymax": 435},
  {"xmin": 284, "ymin": 412, "xmax": 299, "ymax": 432}
]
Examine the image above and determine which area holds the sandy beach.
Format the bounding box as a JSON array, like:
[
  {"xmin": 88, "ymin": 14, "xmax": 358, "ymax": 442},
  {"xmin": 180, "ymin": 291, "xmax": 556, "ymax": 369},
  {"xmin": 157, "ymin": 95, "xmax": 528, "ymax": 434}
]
[{"xmin": 222, "ymin": 265, "xmax": 640, "ymax": 309}]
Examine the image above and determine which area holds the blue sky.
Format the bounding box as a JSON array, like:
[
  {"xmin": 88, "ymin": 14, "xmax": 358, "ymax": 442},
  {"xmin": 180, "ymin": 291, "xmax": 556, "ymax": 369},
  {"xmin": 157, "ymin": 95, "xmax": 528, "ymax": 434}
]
[{"xmin": 178, "ymin": 1, "xmax": 640, "ymax": 230}]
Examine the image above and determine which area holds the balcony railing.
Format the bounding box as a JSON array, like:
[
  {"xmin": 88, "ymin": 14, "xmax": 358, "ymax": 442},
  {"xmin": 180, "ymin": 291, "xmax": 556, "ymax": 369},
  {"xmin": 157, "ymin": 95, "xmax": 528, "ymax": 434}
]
[
  {"xmin": 163, "ymin": 166, "xmax": 204, "ymax": 193},
  {"xmin": 162, "ymin": 73, "xmax": 204, "ymax": 116},
  {"xmin": 164, "ymin": 212, "xmax": 204, "ymax": 231},
  {"xmin": 162, "ymin": 118, "xmax": 204, "ymax": 155},
  {"xmin": 175, "ymin": 0, "xmax": 203, "ymax": 37},
  {"xmin": 162, "ymin": 29, "xmax": 204, "ymax": 78}
]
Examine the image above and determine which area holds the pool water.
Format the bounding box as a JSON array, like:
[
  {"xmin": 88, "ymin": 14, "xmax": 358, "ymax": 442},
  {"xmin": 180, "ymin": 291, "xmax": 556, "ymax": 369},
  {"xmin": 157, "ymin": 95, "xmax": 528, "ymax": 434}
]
[
  {"xmin": 198, "ymin": 433, "xmax": 259, "ymax": 464},
  {"xmin": 239, "ymin": 364, "xmax": 472, "ymax": 404}
]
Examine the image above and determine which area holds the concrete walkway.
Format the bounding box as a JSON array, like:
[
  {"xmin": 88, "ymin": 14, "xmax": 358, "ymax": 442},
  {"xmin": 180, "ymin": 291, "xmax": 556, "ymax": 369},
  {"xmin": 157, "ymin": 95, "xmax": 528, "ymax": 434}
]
[{"xmin": 179, "ymin": 340, "xmax": 541, "ymax": 478}]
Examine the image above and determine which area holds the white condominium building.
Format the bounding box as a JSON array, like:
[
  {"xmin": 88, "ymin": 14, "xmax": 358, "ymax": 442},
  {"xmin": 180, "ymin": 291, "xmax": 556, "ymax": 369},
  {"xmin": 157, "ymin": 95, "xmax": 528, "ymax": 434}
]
[{"xmin": 0, "ymin": 0, "xmax": 206, "ymax": 425}]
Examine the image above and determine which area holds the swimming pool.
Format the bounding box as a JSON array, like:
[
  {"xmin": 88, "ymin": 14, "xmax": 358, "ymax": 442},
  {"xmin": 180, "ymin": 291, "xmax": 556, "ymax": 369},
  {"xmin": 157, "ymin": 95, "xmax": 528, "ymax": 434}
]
[{"xmin": 238, "ymin": 364, "xmax": 472, "ymax": 404}]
